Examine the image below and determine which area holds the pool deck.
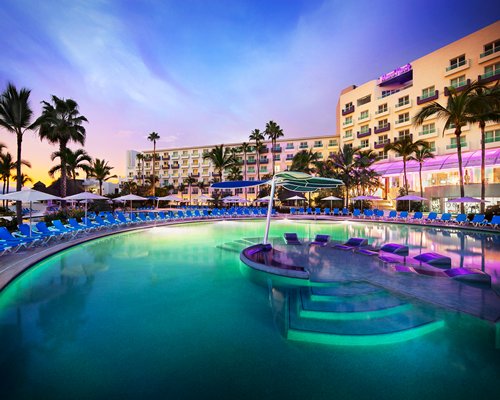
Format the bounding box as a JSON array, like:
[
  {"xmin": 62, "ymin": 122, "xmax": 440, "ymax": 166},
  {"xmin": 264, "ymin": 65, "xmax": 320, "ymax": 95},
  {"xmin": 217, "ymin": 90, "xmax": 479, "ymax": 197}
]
[{"xmin": 1, "ymin": 215, "xmax": 499, "ymax": 323}]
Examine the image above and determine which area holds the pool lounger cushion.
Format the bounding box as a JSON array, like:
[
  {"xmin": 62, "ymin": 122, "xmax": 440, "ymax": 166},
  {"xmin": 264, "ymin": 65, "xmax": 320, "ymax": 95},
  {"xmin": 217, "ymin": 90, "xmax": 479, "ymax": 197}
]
[
  {"xmin": 395, "ymin": 265, "xmax": 490, "ymax": 284},
  {"xmin": 310, "ymin": 234, "xmax": 330, "ymax": 246},
  {"xmin": 413, "ymin": 252, "xmax": 451, "ymax": 268},
  {"xmin": 357, "ymin": 248, "xmax": 379, "ymax": 256},
  {"xmin": 380, "ymin": 243, "xmax": 409, "ymax": 256},
  {"xmin": 284, "ymin": 233, "xmax": 301, "ymax": 245},
  {"xmin": 333, "ymin": 237, "xmax": 368, "ymax": 250}
]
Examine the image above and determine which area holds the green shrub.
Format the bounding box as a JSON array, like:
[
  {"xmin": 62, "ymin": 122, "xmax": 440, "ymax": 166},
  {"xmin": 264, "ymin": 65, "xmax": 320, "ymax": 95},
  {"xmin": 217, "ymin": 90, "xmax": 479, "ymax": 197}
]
[{"xmin": 44, "ymin": 209, "xmax": 85, "ymax": 224}]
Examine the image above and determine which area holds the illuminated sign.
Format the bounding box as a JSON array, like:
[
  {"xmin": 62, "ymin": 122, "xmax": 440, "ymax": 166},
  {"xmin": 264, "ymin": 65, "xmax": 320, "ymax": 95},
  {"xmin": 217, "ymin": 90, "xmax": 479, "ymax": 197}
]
[{"xmin": 378, "ymin": 63, "xmax": 412, "ymax": 84}]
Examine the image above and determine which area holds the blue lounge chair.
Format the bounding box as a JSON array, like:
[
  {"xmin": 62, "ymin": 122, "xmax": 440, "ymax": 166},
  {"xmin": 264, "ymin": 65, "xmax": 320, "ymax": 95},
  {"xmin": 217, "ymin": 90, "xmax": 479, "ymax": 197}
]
[
  {"xmin": 18, "ymin": 223, "xmax": 55, "ymax": 243},
  {"xmin": 342, "ymin": 208, "xmax": 349, "ymax": 216},
  {"xmin": 437, "ymin": 213, "xmax": 451, "ymax": 223},
  {"xmin": 310, "ymin": 234, "xmax": 330, "ymax": 246},
  {"xmin": 352, "ymin": 209, "xmax": 361, "ymax": 218},
  {"xmin": 414, "ymin": 252, "xmax": 451, "ymax": 268},
  {"xmin": 324, "ymin": 207, "xmax": 330, "ymax": 215},
  {"xmin": 0, "ymin": 241, "xmax": 15, "ymax": 255},
  {"xmin": 52, "ymin": 220, "xmax": 80, "ymax": 236},
  {"xmin": 398, "ymin": 211, "xmax": 408, "ymax": 220},
  {"xmin": 333, "ymin": 208, "xmax": 339, "ymax": 216},
  {"xmin": 298, "ymin": 207, "xmax": 305, "ymax": 214},
  {"xmin": 424, "ymin": 212, "xmax": 437, "ymax": 223},
  {"xmin": 0, "ymin": 226, "xmax": 41, "ymax": 248},
  {"xmin": 284, "ymin": 233, "xmax": 301, "ymax": 245},
  {"xmin": 68, "ymin": 218, "xmax": 93, "ymax": 232},
  {"xmin": 82, "ymin": 217, "xmax": 104, "ymax": 230},
  {"xmin": 314, "ymin": 208, "xmax": 321, "ymax": 215},
  {"xmin": 411, "ymin": 211, "xmax": 423, "ymax": 221},
  {"xmin": 470, "ymin": 214, "xmax": 485, "ymax": 226},
  {"xmin": 453, "ymin": 214, "xmax": 468, "ymax": 225},
  {"xmin": 35, "ymin": 222, "xmax": 70, "ymax": 238},
  {"xmin": 333, "ymin": 237, "xmax": 368, "ymax": 250},
  {"xmin": 386, "ymin": 210, "xmax": 397, "ymax": 220},
  {"xmin": 306, "ymin": 207, "xmax": 312, "ymax": 215},
  {"xmin": 290, "ymin": 207, "xmax": 296, "ymax": 215},
  {"xmin": 363, "ymin": 209, "xmax": 374, "ymax": 218},
  {"xmin": 487, "ymin": 215, "xmax": 500, "ymax": 229},
  {"xmin": 138, "ymin": 212, "xmax": 150, "ymax": 222}
]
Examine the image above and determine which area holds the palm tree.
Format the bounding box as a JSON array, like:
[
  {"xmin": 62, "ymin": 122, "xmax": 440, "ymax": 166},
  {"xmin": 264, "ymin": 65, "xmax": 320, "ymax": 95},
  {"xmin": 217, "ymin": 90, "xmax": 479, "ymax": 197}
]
[
  {"xmin": 466, "ymin": 84, "xmax": 500, "ymax": 212},
  {"xmin": 121, "ymin": 180, "xmax": 138, "ymax": 195},
  {"xmin": 89, "ymin": 158, "xmax": 117, "ymax": 195},
  {"xmin": 409, "ymin": 144, "xmax": 435, "ymax": 199},
  {"xmin": 12, "ymin": 173, "xmax": 32, "ymax": 186},
  {"xmin": 49, "ymin": 148, "xmax": 92, "ymax": 192},
  {"xmin": 203, "ymin": 144, "xmax": 236, "ymax": 182},
  {"xmin": 330, "ymin": 144, "xmax": 359, "ymax": 207},
  {"xmin": 147, "ymin": 132, "xmax": 160, "ymax": 196},
  {"xmin": 414, "ymin": 83, "xmax": 482, "ymax": 213},
  {"xmin": 136, "ymin": 153, "xmax": 145, "ymax": 186},
  {"xmin": 239, "ymin": 142, "xmax": 251, "ymax": 200},
  {"xmin": 384, "ymin": 136, "xmax": 427, "ymax": 195},
  {"xmin": 291, "ymin": 149, "xmax": 321, "ymax": 174},
  {"xmin": 36, "ymin": 95, "xmax": 87, "ymax": 198},
  {"xmin": 227, "ymin": 165, "xmax": 243, "ymax": 181},
  {"xmin": 0, "ymin": 83, "xmax": 39, "ymax": 222},
  {"xmin": 0, "ymin": 152, "xmax": 31, "ymax": 207},
  {"xmin": 265, "ymin": 120, "xmax": 284, "ymax": 175},
  {"xmin": 249, "ymin": 128, "xmax": 264, "ymax": 180},
  {"xmin": 184, "ymin": 174, "xmax": 197, "ymax": 205}
]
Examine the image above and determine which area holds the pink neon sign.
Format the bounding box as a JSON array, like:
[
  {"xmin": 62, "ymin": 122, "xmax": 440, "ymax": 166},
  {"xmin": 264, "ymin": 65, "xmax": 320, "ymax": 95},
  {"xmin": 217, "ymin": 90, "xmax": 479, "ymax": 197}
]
[{"xmin": 378, "ymin": 63, "xmax": 412, "ymax": 84}]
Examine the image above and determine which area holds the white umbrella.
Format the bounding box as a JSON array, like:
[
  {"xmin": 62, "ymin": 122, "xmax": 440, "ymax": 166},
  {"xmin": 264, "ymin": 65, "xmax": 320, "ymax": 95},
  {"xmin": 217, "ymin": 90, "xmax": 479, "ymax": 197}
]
[
  {"xmin": 286, "ymin": 195, "xmax": 306, "ymax": 201},
  {"xmin": 114, "ymin": 194, "xmax": 148, "ymax": 211},
  {"xmin": 254, "ymin": 196, "xmax": 277, "ymax": 203},
  {"xmin": 64, "ymin": 192, "xmax": 108, "ymax": 222},
  {"xmin": 0, "ymin": 189, "xmax": 61, "ymax": 236},
  {"xmin": 157, "ymin": 195, "xmax": 185, "ymax": 202},
  {"xmin": 196, "ymin": 194, "xmax": 214, "ymax": 203},
  {"xmin": 223, "ymin": 196, "xmax": 250, "ymax": 203},
  {"xmin": 396, "ymin": 195, "xmax": 428, "ymax": 212},
  {"xmin": 321, "ymin": 195, "xmax": 342, "ymax": 210}
]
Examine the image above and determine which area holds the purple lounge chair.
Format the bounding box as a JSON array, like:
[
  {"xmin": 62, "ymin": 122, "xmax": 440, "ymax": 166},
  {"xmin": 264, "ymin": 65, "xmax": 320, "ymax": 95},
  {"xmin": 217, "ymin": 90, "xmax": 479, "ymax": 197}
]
[
  {"xmin": 413, "ymin": 252, "xmax": 451, "ymax": 268},
  {"xmin": 310, "ymin": 234, "xmax": 330, "ymax": 246},
  {"xmin": 333, "ymin": 237, "xmax": 367, "ymax": 250},
  {"xmin": 284, "ymin": 233, "xmax": 301, "ymax": 245}
]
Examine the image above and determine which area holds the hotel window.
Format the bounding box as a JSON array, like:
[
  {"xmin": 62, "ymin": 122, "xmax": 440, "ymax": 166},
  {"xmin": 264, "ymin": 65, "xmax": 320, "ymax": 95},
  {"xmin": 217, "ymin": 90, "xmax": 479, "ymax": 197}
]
[
  {"xmin": 397, "ymin": 95, "xmax": 409, "ymax": 107},
  {"xmin": 314, "ymin": 140, "xmax": 323, "ymax": 148},
  {"xmin": 182, "ymin": 160, "xmax": 188, "ymax": 166},
  {"xmin": 359, "ymin": 110, "xmax": 369, "ymax": 120},
  {"xmin": 378, "ymin": 134, "xmax": 389, "ymax": 144},
  {"xmin": 377, "ymin": 119, "xmax": 389, "ymax": 129},
  {"xmin": 192, "ymin": 150, "xmax": 199, "ymax": 156},
  {"xmin": 398, "ymin": 129, "xmax": 411, "ymax": 139},
  {"xmin": 449, "ymin": 54, "xmax": 466, "ymax": 70},
  {"xmin": 484, "ymin": 62, "xmax": 500, "ymax": 79},
  {"xmin": 247, "ymin": 167, "xmax": 255, "ymax": 173},
  {"xmin": 381, "ymin": 89, "xmax": 400, "ymax": 98},
  {"xmin": 360, "ymin": 124, "xmax": 370, "ymax": 134},
  {"xmin": 360, "ymin": 139, "xmax": 369, "ymax": 149},
  {"xmin": 273, "ymin": 154, "xmax": 280, "ymax": 161},
  {"xmin": 172, "ymin": 151, "xmax": 178, "ymax": 157},
  {"xmin": 345, "ymin": 101, "xmax": 353, "ymax": 109},
  {"xmin": 421, "ymin": 86, "xmax": 435, "ymax": 99},
  {"xmin": 182, "ymin": 150, "xmax": 188, "ymax": 156},
  {"xmin": 397, "ymin": 112, "xmax": 410, "ymax": 123},
  {"xmin": 299, "ymin": 141, "xmax": 308, "ymax": 149},
  {"xmin": 450, "ymin": 75, "xmax": 466, "ymax": 89},
  {"xmin": 260, "ymin": 166, "xmax": 267, "ymax": 173},
  {"xmin": 328, "ymin": 139, "xmax": 337, "ymax": 147},
  {"xmin": 345, "ymin": 143, "xmax": 353, "ymax": 149},
  {"xmin": 482, "ymin": 39, "xmax": 500, "ymax": 57},
  {"xmin": 344, "ymin": 116, "xmax": 353, "ymax": 125},
  {"xmin": 485, "ymin": 129, "xmax": 500, "ymax": 143},
  {"xmin": 428, "ymin": 141, "xmax": 436, "ymax": 152},
  {"xmin": 447, "ymin": 136, "xmax": 467, "ymax": 149},
  {"xmin": 344, "ymin": 129, "xmax": 353, "ymax": 138},
  {"xmin": 286, "ymin": 143, "xmax": 294, "ymax": 149},
  {"xmin": 357, "ymin": 95, "xmax": 371, "ymax": 106},
  {"xmin": 377, "ymin": 103, "xmax": 388, "ymax": 114},
  {"xmin": 378, "ymin": 151, "xmax": 388, "ymax": 160},
  {"xmin": 421, "ymin": 123, "xmax": 436, "ymax": 135},
  {"xmin": 192, "ymin": 159, "xmax": 199, "ymax": 165},
  {"xmin": 286, "ymin": 154, "xmax": 294, "ymax": 160}
]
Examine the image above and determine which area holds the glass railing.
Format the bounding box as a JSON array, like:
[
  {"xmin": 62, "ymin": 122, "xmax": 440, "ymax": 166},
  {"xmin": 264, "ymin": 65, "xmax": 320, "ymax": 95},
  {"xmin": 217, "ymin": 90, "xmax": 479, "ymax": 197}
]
[
  {"xmin": 450, "ymin": 81, "xmax": 466, "ymax": 89},
  {"xmin": 481, "ymin": 70, "xmax": 499, "ymax": 79},
  {"xmin": 485, "ymin": 136, "xmax": 500, "ymax": 143},
  {"xmin": 419, "ymin": 128, "xmax": 436, "ymax": 136},
  {"xmin": 480, "ymin": 47, "xmax": 499, "ymax": 58},
  {"xmin": 420, "ymin": 91, "xmax": 436, "ymax": 100},
  {"xmin": 375, "ymin": 108, "xmax": 389, "ymax": 114},
  {"xmin": 358, "ymin": 114, "xmax": 370, "ymax": 121},
  {"xmin": 446, "ymin": 142, "xmax": 467, "ymax": 149},
  {"xmin": 446, "ymin": 59, "xmax": 467, "ymax": 71}
]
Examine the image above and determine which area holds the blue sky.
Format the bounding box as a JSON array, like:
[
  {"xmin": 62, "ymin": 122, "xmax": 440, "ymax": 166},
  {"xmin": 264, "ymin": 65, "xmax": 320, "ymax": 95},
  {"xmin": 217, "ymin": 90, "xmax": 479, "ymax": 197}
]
[{"xmin": 0, "ymin": 0, "xmax": 498, "ymax": 181}]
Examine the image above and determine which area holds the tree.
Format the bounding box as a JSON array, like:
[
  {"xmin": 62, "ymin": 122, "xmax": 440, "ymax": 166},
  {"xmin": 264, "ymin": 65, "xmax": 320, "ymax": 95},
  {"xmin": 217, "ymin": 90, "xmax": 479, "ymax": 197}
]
[
  {"xmin": 184, "ymin": 174, "xmax": 197, "ymax": 205},
  {"xmin": 265, "ymin": 120, "xmax": 284, "ymax": 175},
  {"xmin": 227, "ymin": 165, "xmax": 243, "ymax": 181},
  {"xmin": 413, "ymin": 82, "xmax": 482, "ymax": 213},
  {"xmin": 89, "ymin": 159, "xmax": 117, "ymax": 195},
  {"xmin": 240, "ymin": 142, "xmax": 251, "ymax": 200},
  {"xmin": 291, "ymin": 149, "xmax": 320, "ymax": 174},
  {"xmin": 466, "ymin": 83, "xmax": 500, "ymax": 212},
  {"xmin": 12, "ymin": 173, "xmax": 32, "ymax": 186},
  {"xmin": 121, "ymin": 180, "xmax": 138, "ymax": 195},
  {"xmin": 0, "ymin": 83, "xmax": 39, "ymax": 223},
  {"xmin": 147, "ymin": 132, "xmax": 160, "ymax": 196},
  {"xmin": 249, "ymin": 128, "xmax": 264, "ymax": 180},
  {"xmin": 203, "ymin": 144, "xmax": 236, "ymax": 182},
  {"xmin": 330, "ymin": 144, "xmax": 359, "ymax": 207},
  {"xmin": 36, "ymin": 95, "xmax": 88, "ymax": 198},
  {"xmin": 0, "ymin": 151, "xmax": 31, "ymax": 207},
  {"xmin": 136, "ymin": 153, "xmax": 145, "ymax": 186},
  {"xmin": 384, "ymin": 136, "xmax": 427, "ymax": 196},
  {"xmin": 49, "ymin": 148, "xmax": 92, "ymax": 191},
  {"xmin": 409, "ymin": 144, "xmax": 435, "ymax": 199}
]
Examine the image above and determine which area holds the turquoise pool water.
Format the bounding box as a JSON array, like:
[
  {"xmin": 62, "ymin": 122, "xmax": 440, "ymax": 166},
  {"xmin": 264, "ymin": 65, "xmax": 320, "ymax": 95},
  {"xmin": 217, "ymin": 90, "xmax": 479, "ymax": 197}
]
[{"xmin": 0, "ymin": 220, "xmax": 499, "ymax": 399}]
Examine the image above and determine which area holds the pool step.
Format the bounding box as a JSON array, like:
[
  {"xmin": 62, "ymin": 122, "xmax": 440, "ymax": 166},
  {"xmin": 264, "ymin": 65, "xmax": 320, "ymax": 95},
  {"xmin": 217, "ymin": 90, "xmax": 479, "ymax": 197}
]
[{"xmin": 217, "ymin": 238, "xmax": 264, "ymax": 253}]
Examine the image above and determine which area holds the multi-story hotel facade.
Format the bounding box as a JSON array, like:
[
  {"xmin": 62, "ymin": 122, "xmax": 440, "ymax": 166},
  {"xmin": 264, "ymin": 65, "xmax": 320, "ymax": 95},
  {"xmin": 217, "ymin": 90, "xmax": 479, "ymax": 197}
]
[
  {"xmin": 336, "ymin": 21, "xmax": 500, "ymax": 211},
  {"xmin": 125, "ymin": 135, "xmax": 339, "ymax": 201},
  {"xmin": 126, "ymin": 21, "xmax": 499, "ymax": 210}
]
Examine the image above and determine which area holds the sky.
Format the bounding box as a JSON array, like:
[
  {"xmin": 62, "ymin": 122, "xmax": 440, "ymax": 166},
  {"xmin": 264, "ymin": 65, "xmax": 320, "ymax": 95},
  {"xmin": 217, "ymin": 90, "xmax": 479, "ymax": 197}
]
[{"xmin": 0, "ymin": 0, "xmax": 498, "ymax": 184}]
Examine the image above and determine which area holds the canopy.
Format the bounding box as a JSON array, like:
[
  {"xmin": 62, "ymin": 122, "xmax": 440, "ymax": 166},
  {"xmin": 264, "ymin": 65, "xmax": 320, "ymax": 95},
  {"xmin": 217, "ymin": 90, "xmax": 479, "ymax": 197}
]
[
  {"xmin": 286, "ymin": 195, "xmax": 306, "ymax": 201},
  {"xmin": 352, "ymin": 195, "xmax": 382, "ymax": 200},
  {"xmin": 64, "ymin": 192, "xmax": 108, "ymax": 222},
  {"xmin": 114, "ymin": 194, "xmax": 147, "ymax": 201},
  {"xmin": 157, "ymin": 195, "xmax": 186, "ymax": 202},
  {"xmin": 196, "ymin": 194, "xmax": 214, "ymax": 201},
  {"xmin": 321, "ymin": 196, "xmax": 342, "ymax": 201},
  {"xmin": 448, "ymin": 197, "xmax": 489, "ymax": 203},
  {"xmin": 396, "ymin": 195, "xmax": 427, "ymax": 201}
]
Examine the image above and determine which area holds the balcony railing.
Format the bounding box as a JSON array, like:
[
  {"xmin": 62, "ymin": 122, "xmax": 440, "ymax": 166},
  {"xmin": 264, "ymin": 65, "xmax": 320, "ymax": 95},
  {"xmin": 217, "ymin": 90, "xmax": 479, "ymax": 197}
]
[
  {"xmin": 394, "ymin": 134, "xmax": 413, "ymax": 142},
  {"xmin": 478, "ymin": 70, "xmax": 500, "ymax": 84},
  {"xmin": 418, "ymin": 128, "xmax": 438, "ymax": 137},
  {"xmin": 444, "ymin": 79, "xmax": 471, "ymax": 96},
  {"xmin": 417, "ymin": 90, "xmax": 439, "ymax": 105},
  {"xmin": 480, "ymin": 47, "xmax": 499, "ymax": 58},
  {"xmin": 246, "ymin": 160, "xmax": 256, "ymax": 165},
  {"xmin": 271, "ymin": 147, "xmax": 282, "ymax": 153},
  {"xmin": 374, "ymin": 140, "xmax": 389, "ymax": 149},
  {"xmin": 394, "ymin": 99, "xmax": 412, "ymax": 110},
  {"xmin": 374, "ymin": 124, "xmax": 390, "ymax": 134},
  {"xmin": 357, "ymin": 129, "xmax": 372, "ymax": 138},
  {"xmin": 341, "ymin": 105, "xmax": 355, "ymax": 115},
  {"xmin": 259, "ymin": 147, "xmax": 269, "ymax": 153},
  {"xmin": 445, "ymin": 59, "xmax": 467, "ymax": 71},
  {"xmin": 375, "ymin": 107, "xmax": 389, "ymax": 116},
  {"xmin": 394, "ymin": 119, "xmax": 410, "ymax": 128},
  {"xmin": 259, "ymin": 159, "xmax": 269, "ymax": 164},
  {"xmin": 485, "ymin": 136, "xmax": 500, "ymax": 144},
  {"xmin": 342, "ymin": 134, "xmax": 353, "ymax": 141},
  {"xmin": 358, "ymin": 113, "xmax": 370, "ymax": 121},
  {"xmin": 446, "ymin": 141, "xmax": 467, "ymax": 150},
  {"xmin": 342, "ymin": 120, "xmax": 354, "ymax": 127},
  {"xmin": 299, "ymin": 144, "xmax": 308, "ymax": 149},
  {"xmin": 171, "ymin": 165, "xmax": 180, "ymax": 169}
]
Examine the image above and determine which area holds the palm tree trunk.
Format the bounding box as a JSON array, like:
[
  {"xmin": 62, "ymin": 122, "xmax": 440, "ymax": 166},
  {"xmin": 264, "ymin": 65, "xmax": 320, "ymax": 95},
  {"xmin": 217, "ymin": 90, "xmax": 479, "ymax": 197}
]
[
  {"xmin": 271, "ymin": 139, "xmax": 275, "ymax": 175},
  {"xmin": 152, "ymin": 142, "xmax": 156, "ymax": 197},
  {"xmin": 99, "ymin": 180, "xmax": 103, "ymax": 196},
  {"xmin": 243, "ymin": 150, "xmax": 247, "ymax": 201},
  {"xmin": 403, "ymin": 156, "xmax": 408, "ymax": 195},
  {"xmin": 256, "ymin": 148, "xmax": 260, "ymax": 180},
  {"xmin": 16, "ymin": 131, "xmax": 22, "ymax": 223},
  {"xmin": 456, "ymin": 130, "xmax": 465, "ymax": 214},
  {"xmin": 59, "ymin": 144, "xmax": 67, "ymax": 198},
  {"xmin": 189, "ymin": 185, "xmax": 192, "ymax": 205},
  {"xmin": 480, "ymin": 122, "xmax": 486, "ymax": 213},
  {"xmin": 419, "ymin": 163, "xmax": 423, "ymax": 198}
]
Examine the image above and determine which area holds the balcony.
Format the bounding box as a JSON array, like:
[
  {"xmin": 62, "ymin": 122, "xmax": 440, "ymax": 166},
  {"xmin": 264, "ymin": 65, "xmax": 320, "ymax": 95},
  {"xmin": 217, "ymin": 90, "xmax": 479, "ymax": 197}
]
[
  {"xmin": 394, "ymin": 118, "xmax": 411, "ymax": 128},
  {"xmin": 286, "ymin": 155, "xmax": 294, "ymax": 160},
  {"xmin": 479, "ymin": 47, "xmax": 500, "ymax": 64},
  {"xmin": 374, "ymin": 140, "xmax": 389, "ymax": 149},
  {"xmin": 342, "ymin": 119, "xmax": 354, "ymax": 128},
  {"xmin": 478, "ymin": 70, "xmax": 500, "ymax": 84},
  {"xmin": 374, "ymin": 107, "xmax": 390, "ymax": 118},
  {"xmin": 201, "ymin": 171, "xmax": 210, "ymax": 176},
  {"xmin": 444, "ymin": 124, "xmax": 470, "ymax": 135},
  {"xmin": 161, "ymin": 155, "xmax": 170, "ymax": 161},
  {"xmin": 394, "ymin": 134, "xmax": 413, "ymax": 142},
  {"xmin": 299, "ymin": 144, "xmax": 308, "ymax": 149},
  {"xmin": 394, "ymin": 99, "xmax": 412, "ymax": 110},
  {"xmin": 417, "ymin": 90, "xmax": 439, "ymax": 105},
  {"xmin": 285, "ymin": 145, "xmax": 294, "ymax": 150},
  {"xmin": 191, "ymin": 173, "xmax": 200, "ymax": 178},
  {"xmin": 171, "ymin": 165, "xmax": 180, "ymax": 169},
  {"xmin": 444, "ymin": 59, "xmax": 470, "ymax": 76},
  {"xmin": 181, "ymin": 153, "xmax": 190, "ymax": 159},
  {"xmin": 341, "ymin": 105, "xmax": 355, "ymax": 115},
  {"xmin": 342, "ymin": 134, "xmax": 354, "ymax": 141},
  {"xmin": 259, "ymin": 159, "xmax": 269, "ymax": 164},
  {"xmin": 271, "ymin": 147, "xmax": 282, "ymax": 153},
  {"xmin": 374, "ymin": 124, "xmax": 390, "ymax": 134},
  {"xmin": 444, "ymin": 79, "xmax": 471, "ymax": 96},
  {"xmin": 246, "ymin": 160, "xmax": 256, "ymax": 165},
  {"xmin": 418, "ymin": 128, "xmax": 439, "ymax": 138},
  {"xmin": 259, "ymin": 147, "xmax": 269, "ymax": 154},
  {"xmin": 170, "ymin": 155, "xmax": 179, "ymax": 160},
  {"xmin": 357, "ymin": 129, "xmax": 372, "ymax": 138},
  {"xmin": 446, "ymin": 141, "xmax": 468, "ymax": 150},
  {"xmin": 358, "ymin": 113, "xmax": 371, "ymax": 122}
]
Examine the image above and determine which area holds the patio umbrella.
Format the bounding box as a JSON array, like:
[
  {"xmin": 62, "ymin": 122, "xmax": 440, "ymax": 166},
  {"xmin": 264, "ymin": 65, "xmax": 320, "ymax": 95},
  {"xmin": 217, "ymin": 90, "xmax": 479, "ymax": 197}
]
[
  {"xmin": 321, "ymin": 195, "xmax": 342, "ymax": 210},
  {"xmin": 0, "ymin": 189, "xmax": 62, "ymax": 236},
  {"xmin": 254, "ymin": 196, "xmax": 277, "ymax": 203},
  {"xmin": 114, "ymin": 194, "xmax": 148, "ymax": 211},
  {"xmin": 286, "ymin": 195, "xmax": 307, "ymax": 208},
  {"xmin": 351, "ymin": 195, "xmax": 382, "ymax": 211},
  {"xmin": 64, "ymin": 192, "xmax": 108, "ymax": 222},
  {"xmin": 196, "ymin": 194, "xmax": 214, "ymax": 202},
  {"xmin": 157, "ymin": 195, "xmax": 186, "ymax": 207},
  {"xmin": 396, "ymin": 194, "xmax": 428, "ymax": 212},
  {"xmin": 223, "ymin": 195, "xmax": 250, "ymax": 204}
]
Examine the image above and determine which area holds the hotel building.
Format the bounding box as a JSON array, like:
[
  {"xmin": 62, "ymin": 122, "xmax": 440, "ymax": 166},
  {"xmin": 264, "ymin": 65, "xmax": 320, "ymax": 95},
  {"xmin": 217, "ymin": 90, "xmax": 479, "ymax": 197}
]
[
  {"xmin": 126, "ymin": 21, "xmax": 499, "ymax": 209},
  {"xmin": 336, "ymin": 21, "xmax": 500, "ymax": 211}
]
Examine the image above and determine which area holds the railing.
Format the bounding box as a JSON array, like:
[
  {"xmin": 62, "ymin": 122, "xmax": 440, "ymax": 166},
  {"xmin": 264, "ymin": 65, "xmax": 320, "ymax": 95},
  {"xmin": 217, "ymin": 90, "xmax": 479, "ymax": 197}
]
[
  {"xmin": 374, "ymin": 140, "xmax": 389, "ymax": 149},
  {"xmin": 259, "ymin": 159, "xmax": 269, "ymax": 164},
  {"xmin": 342, "ymin": 120, "xmax": 354, "ymax": 127},
  {"xmin": 478, "ymin": 70, "xmax": 500, "ymax": 84},
  {"xmin": 485, "ymin": 136, "xmax": 500, "ymax": 144},
  {"xmin": 358, "ymin": 113, "xmax": 370, "ymax": 121},
  {"xmin": 374, "ymin": 124, "xmax": 390, "ymax": 134},
  {"xmin": 444, "ymin": 80, "xmax": 471, "ymax": 96},
  {"xmin": 299, "ymin": 145, "xmax": 308, "ymax": 149},
  {"xmin": 246, "ymin": 160, "xmax": 256, "ymax": 165},
  {"xmin": 394, "ymin": 119, "xmax": 410, "ymax": 127},
  {"xmin": 375, "ymin": 107, "xmax": 389, "ymax": 115},
  {"xmin": 341, "ymin": 105, "xmax": 355, "ymax": 115},
  {"xmin": 271, "ymin": 147, "xmax": 282, "ymax": 153},
  {"xmin": 480, "ymin": 47, "xmax": 499, "ymax": 58},
  {"xmin": 446, "ymin": 141, "xmax": 467, "ymax": 150},
  {"xmin": 445, "ymin": 59, "xmax": 467, "ymax": 71},
  {"xmin": 417, "ymin": 90, "xmax": 439, "ymax": 105},
  {"xmin": 357, "ymin": 129, "xmax": 372, "ymax": 138},
  {"xmin": 394, "ymin": 99, "xmax": 411, "ymax": 109},
  {"xmin": 418, "ymin": 128, "xmax": 438, "ymax": 136},
  {"xmin": 394, "ymin": 134, "xmax": 413, "ymax": 142}
]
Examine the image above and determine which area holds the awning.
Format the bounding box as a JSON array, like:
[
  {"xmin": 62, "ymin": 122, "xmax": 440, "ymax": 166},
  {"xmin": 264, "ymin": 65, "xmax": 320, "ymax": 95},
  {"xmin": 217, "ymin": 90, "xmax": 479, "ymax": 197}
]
[{"xmin": 372, "ymin": 148, "xmax": 500, "ymax": 176}]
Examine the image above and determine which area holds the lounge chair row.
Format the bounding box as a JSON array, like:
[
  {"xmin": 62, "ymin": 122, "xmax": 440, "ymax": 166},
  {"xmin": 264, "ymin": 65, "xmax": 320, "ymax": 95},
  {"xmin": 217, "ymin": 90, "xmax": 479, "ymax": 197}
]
[{"xmin": 290, "ymin": 207, "xmax": 350, "ymax": 216}]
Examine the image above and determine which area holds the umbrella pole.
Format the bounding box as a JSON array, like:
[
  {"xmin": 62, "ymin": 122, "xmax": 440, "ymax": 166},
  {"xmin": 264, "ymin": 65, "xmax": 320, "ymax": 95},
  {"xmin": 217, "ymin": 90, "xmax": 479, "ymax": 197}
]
[{"xmin": 263, "ymin": 178, "xmax": 276, "ymax": 245}]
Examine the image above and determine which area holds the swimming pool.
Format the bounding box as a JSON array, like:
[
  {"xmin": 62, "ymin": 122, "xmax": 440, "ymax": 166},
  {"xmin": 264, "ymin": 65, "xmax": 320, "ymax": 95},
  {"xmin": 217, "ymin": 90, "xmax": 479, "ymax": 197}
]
[{"xmin": 0, "ymin": 220, "xmax": 499, "ymax": 399}]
